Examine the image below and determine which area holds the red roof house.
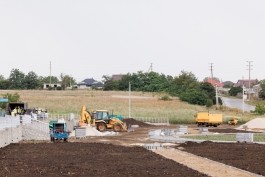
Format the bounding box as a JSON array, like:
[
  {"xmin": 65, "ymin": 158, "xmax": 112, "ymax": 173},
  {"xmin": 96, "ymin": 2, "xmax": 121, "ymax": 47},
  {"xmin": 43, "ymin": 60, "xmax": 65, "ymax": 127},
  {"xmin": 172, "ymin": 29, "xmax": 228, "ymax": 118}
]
[{"xmin": 206, "ymin": 78, "xmax": 224, "ymax": 87}]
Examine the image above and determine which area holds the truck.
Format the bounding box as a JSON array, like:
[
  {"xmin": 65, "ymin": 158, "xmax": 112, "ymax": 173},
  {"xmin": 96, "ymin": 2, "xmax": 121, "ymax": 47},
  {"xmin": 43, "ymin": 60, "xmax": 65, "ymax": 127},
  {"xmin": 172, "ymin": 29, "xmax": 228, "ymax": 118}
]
[
  {"xmin": 50, "ymin": 122, "xmax": 69, "ymax": 142},
  {"xmin": 195, "ymin": 111, "xmax": 222, "ymax": 127}
]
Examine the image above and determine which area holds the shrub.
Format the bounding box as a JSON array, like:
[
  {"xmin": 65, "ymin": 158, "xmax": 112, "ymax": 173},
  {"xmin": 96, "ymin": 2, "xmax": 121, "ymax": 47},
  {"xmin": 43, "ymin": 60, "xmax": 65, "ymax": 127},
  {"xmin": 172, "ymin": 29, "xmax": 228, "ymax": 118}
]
[
  {"xmin": 206, "ymin": 99, "xmax": 213, "ymax": 108},
  {"xmin": 253, "ymin": 103, "xmax": 265, "ymax": 115},
  {"xmin": 159, "ymin": 95, "xmax": 172, "ymax": 101}
]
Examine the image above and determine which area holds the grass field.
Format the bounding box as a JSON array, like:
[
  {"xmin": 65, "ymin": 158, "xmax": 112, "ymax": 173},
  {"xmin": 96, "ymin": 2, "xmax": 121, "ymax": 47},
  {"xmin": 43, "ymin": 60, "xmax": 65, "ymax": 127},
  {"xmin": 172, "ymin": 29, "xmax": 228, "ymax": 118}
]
[
  {"xmin": 182, "ymin": 134, "xmax": 265, "ymax": 142},
  {"xmin": 0, "ymin": 90, "xmax": 262, "ymax": 124}
]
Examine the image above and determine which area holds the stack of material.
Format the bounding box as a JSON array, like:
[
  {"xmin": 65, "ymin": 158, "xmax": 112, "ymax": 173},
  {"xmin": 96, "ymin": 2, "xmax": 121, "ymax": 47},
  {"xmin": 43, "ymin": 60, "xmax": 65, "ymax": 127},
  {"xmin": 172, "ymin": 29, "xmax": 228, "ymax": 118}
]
[
  {"xmin": 176, "ymin": 125, "xmax": 188, "ymax": 134},
  {"xmin": 236, "ymin": 133, "xmax": 253, "ymax": 143},
  {"xmin": 237, "ymin": 118, "xmax": 265, "ymax": 130},
  {"xmin": 199, "ymin": 127, "xmax": 209, "ymax": 134},
  {"xmin": 144, "ymin": 142, "xmax": 163, "ymax": 150},
  {"xmin": 75, "ymin": 127, "xmax": 86, "ymax": 139}
]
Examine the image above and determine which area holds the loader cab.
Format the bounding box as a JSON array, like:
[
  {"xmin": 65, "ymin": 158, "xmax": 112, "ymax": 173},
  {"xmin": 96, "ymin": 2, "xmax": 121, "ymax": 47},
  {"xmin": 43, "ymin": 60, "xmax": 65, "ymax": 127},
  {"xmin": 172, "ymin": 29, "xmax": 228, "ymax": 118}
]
[{"xmin": 92, "ymin": 110, "xmax": 110, "ymax": 123}]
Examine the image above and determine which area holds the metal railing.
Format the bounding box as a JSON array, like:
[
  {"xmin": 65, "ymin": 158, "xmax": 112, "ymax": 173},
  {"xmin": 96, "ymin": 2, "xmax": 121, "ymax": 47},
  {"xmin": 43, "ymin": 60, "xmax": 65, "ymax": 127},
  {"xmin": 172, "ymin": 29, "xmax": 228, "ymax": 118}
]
[
  {"xmin": 123, "ymin": 116, "xmax": 169, "ymax": 125},
  {"xmin": 47, "ymin": 113, "xmax": 79, "ymax": 121}
]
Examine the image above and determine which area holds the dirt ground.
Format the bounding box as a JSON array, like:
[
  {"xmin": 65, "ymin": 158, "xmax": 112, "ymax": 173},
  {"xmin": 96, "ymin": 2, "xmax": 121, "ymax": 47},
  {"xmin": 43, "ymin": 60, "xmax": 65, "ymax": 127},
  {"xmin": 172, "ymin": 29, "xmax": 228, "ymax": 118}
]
[
  {"xmin": 177, "ymin": 141, "xmax": 265, "ymax": 176},
  {"xmin": 1, "ymin": 119, "xmax": 265, "ymax": 176},
  {"xmin": 0, "ymin": 143, "xmax": 208, "ymax": 177}
]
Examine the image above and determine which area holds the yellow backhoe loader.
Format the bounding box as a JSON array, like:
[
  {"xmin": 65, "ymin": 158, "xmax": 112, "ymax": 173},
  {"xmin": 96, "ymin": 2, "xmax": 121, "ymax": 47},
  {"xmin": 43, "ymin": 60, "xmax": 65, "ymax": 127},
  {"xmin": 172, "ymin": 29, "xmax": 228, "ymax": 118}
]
[
  {"xmin": 228, "ymin": 117, "xmax": 238, "ymax": 126},
  {"xmin": 79, "ymin": 105, "xmax": 127, "ymax": 132}
]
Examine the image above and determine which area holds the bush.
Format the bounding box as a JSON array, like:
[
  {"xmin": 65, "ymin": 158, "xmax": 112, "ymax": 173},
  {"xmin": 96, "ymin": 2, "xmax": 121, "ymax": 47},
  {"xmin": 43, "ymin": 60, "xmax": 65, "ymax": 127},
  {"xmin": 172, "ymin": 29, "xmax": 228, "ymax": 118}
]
[
  {"xmin": 180, "ymin": 89, "xmax": 208, "ymax": 105},
  {"xmin": 253, "ymin": 103, "xmax": 265, "ymax": 115},
  {"xmin": 206, "ymin": 99, "xmax": 213, "ymax": 108},
  {"xmin": 56, "ymin": 86, "xmax": 62, "ymax": 90},
  {"xmin": 159, "ymin": 95, "xmax": 172, "ymax": 101},
  {"xmin": 229, "ymin": 86, "xmax": 242, "ymax": 96}
]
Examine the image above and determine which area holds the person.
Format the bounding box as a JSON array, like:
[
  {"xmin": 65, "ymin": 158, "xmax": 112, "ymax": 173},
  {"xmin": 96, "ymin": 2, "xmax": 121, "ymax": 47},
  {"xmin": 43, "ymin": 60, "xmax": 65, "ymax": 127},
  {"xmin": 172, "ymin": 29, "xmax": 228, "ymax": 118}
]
[
  {"xmin": 17, "ymin": 106, "xmax": 21, "ymax": 115},
  {"xmin": 37, "ymin": 109, "xmax": 41, "ymax": 115},
  {"xmin": 13, "ymin": 107, "xmax": 17, "ymax": 116}
]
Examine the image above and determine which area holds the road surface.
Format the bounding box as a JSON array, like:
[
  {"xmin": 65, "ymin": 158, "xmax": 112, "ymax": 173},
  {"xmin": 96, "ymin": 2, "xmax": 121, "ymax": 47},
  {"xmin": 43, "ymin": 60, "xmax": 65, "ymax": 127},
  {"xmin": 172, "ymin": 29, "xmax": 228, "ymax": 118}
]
[{"xmin": 221, "ymin": 97, "xmax": 255, "ymax": 112}]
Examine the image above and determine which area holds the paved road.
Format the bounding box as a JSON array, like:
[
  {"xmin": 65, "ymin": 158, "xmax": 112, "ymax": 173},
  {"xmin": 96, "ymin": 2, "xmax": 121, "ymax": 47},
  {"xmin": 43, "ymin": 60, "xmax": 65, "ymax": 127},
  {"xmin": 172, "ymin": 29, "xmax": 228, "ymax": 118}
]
[{"xmin": 221, "ymin": 97, "xmax": 255, "ymax": 112}]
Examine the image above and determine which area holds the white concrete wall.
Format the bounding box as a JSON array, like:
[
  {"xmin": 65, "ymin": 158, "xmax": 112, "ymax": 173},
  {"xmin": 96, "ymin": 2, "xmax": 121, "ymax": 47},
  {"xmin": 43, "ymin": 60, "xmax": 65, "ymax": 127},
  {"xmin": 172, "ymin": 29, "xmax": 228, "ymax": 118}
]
[{"xmin": 0, "ymin": 125, "xmax": 22, "ymax": 148}]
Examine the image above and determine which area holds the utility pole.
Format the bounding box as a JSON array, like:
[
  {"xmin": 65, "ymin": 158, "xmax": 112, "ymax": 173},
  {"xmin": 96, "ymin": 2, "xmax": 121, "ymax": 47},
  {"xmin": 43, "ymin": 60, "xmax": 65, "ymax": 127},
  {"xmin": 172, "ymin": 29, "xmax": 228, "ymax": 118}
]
[
  {"xmin": 247, "ymin": 61, "xmax": 253, "ymax": 101},
  {"xmin": 242, "ymin": 76, "xmax": 245, "ymax": 113},
  {"xmin": 209, "ymin": 63, "xmax": 213, "ymax": 85},
  {"xmin": 147, "ymin": 63, "xmax": 153, "ymax": 73},
  {"xmin": 49, "ymin": 61, "xmax": 51, "ymax": 86},
  {"xmin": 129, "ymin": 82, "xmax": 131, "ymax": 118},
  {"xmin": 215, "ymin": 84, "xmax": 218, "ymax": 107}
]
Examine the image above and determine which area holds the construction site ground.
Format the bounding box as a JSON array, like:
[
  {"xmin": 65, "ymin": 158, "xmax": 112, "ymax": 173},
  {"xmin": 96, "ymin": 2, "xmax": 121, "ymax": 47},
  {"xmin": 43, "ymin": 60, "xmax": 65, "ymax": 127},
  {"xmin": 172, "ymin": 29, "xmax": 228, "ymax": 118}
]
[{"xmin": 1, "ymin": 119, "xmax": 265, "ymax": 177}]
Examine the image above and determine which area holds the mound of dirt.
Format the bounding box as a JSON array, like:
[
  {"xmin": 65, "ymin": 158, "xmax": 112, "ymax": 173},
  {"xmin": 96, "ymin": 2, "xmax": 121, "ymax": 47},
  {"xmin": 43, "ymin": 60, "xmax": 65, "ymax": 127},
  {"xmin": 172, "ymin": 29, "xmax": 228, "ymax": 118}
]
[
  {"xmin": 122, "ymin": 118, "xmax": 154, "ymax": 127},
  {"xmin": 237, "ymin": 118, "xmax": 265, "ymax": 129}
]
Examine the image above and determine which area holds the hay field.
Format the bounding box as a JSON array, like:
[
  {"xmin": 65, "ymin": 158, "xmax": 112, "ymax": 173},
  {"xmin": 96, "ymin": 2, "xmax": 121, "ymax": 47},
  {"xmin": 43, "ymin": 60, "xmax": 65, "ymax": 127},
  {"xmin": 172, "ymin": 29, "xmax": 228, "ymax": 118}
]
[{"xmin": 0, "ymin": 90, "xmax": 257, "ymax": 124}]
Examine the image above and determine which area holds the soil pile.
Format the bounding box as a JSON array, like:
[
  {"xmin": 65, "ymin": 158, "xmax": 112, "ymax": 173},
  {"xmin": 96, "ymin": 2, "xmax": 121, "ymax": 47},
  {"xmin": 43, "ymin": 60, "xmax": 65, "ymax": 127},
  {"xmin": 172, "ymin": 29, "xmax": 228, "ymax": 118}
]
[
  {"xmin": 0, "ymin": 143, "xmax": 208, "ymax": 177},
  {"xmin": 122, "ymin": 118, "xmax": 154, "ymax": 127},
  {"xmin": 237, "ymin": 118, "xmax": 265, "ymax": 129},
  {"xmin": 178, "ymin": 141, "xmax": 265, "ymax": 176}
]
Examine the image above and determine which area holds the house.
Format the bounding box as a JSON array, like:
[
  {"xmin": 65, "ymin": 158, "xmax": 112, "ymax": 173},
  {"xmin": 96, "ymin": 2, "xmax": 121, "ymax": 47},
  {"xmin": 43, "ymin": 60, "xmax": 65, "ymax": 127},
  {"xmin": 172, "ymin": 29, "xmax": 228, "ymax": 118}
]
[
  {"xmin": 112, "ymin": 74, "xmax": 124, "ymax": 81},
  {"xmin": 77, "ymin": 78, "xmax": 104, "ymax": 89},
  {"xmin": 253, "ymin": 84, "xmax": 262, "ymax": 98},
  {"xmin": 43, "ymin": 83, "xmax": 61, "ymax": 89},
  {"xmin": 206, "ymin": 78, "xmax": 224, "ymax": 87},
  {"xmin": 233, "ymin": 79, "xmax": 258, "ymax": 87}
]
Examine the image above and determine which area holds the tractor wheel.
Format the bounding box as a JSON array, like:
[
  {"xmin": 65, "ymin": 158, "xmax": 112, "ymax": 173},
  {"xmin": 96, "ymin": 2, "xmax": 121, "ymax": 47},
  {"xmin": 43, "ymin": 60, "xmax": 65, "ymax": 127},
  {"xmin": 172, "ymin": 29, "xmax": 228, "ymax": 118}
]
[
  {"xmin": 97, "ymin": 123, "xmax": 106, "ymax": 132},
  {"xmin": 113, "ymin": 123, "xmax": 122, "ymax": 132}
]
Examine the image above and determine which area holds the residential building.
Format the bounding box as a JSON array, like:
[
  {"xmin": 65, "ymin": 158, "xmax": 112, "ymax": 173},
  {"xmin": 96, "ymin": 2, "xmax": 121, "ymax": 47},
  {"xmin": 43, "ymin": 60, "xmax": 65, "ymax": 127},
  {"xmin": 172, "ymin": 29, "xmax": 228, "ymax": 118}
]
[
  {"xmin": 206, "ymin": 78, "xmax": 224, "ymax": 87},
  {"xmin": 77, "ymin": 78, "xmax": 104, "ymax": 89}
]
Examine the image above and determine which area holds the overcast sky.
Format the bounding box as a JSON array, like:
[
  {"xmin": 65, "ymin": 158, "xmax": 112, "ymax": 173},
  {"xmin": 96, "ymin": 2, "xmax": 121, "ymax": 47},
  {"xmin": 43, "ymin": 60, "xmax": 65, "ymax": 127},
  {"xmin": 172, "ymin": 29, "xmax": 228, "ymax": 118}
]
[{"xmin": 0, "ymin": 1, "xmax": 264, "ymax": 83}]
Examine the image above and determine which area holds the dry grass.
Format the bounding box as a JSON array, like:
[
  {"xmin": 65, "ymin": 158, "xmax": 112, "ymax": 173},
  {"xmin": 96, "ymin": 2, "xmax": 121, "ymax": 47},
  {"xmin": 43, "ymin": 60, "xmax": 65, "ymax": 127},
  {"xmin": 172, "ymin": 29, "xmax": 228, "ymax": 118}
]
[{"xmin": 0, "ymin": 90, "xmax": 259, "ymax": 124}]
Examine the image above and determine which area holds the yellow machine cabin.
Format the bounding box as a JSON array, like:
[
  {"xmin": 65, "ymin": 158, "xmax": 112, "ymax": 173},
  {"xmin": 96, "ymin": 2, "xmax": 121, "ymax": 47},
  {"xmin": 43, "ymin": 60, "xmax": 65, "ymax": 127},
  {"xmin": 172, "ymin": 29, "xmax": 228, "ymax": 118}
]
[{"xmin": 195, "ymin": 112, "xmax": 222, "ymax": 127}]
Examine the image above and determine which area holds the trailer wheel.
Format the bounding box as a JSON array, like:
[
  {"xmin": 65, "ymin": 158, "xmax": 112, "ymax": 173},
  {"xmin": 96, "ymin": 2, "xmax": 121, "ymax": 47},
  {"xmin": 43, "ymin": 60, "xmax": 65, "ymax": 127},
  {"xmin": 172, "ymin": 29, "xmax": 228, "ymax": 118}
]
[
  {"xmin": 50, "ymin": 137, "xmax": 54, "ymax": 142},
  {"xmin": 113, "ymin": 123, "xmax": 122, "ymax": 132},
  {"xmin": 97, "ymin": 123, "xmax": 106, "ymax": 132},
  {"xmin": 64, "ymin": 138, "xmax": 68, "ymax": 142}
]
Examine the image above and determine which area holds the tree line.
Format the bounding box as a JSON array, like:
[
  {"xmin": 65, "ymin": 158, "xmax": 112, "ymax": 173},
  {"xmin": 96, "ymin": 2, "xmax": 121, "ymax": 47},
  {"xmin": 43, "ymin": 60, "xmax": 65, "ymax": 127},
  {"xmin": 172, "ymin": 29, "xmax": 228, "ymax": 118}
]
[
  {"xmin": 0, "ymin": 68, "xmax": 75, "ymax": 90},
  {"xmin": 103, "ymin": 70, "xmax": 221, "ymax": 106}
]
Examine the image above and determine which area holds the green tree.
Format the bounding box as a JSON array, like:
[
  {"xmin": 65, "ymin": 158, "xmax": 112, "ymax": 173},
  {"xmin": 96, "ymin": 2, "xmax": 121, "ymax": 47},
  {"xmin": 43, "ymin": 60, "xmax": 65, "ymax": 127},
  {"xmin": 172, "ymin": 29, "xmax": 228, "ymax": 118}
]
[
  {"xmin": 60, "ymin": 73, "xmax": 76, "ymax": 90},
  {"xmin": 258, "ymin": 89, "xmax": 265, "ymax": 100},
  {"xmin": 0, "ymin": 80, "xmax": 10, "ymax": 89},
  {"xmin": 229, "ymin": 86, "xmax": 242, "ymax": 96},
  {"xmin": 203, "ymin": 77, "xmax": 220, "ymax": 82},
  {"xmin": 0, "ymin": 75, "xmax": 5, "ymax": 81},
  {"xmin": 179, "ymin": 89, "xmax": 208, "ymax": 105},
  {"xmin": 206, "ymin": 99, "xmax": 213, "ymax": 108},
  {"xmin": 24, "ymin": 71, "xmax": 40, "ymax": 89},
  {"xmin": 9, "ymin": 69, "xmax": 26, "ymax": 89},
  {"xmin": 168, "ymin": 71, "xmax": 198, "ymax": 96},
  {"xmin": 0, "ymin": 93, "xmax": 20, "ymax": 109}
]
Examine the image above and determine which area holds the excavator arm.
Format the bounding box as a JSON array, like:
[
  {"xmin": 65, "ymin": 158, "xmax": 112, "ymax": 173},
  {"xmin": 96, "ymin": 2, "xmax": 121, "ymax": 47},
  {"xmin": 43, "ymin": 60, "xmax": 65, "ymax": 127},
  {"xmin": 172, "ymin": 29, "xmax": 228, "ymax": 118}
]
[{"xmin": 79, "ymin": 105, "xmax": 92, "ymax": 127}]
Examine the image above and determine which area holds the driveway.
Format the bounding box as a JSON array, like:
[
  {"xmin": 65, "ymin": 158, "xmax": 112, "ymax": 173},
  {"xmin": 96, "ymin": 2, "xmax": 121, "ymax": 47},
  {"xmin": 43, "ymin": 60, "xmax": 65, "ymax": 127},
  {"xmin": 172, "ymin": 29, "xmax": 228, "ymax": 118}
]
[{"xmin": 221, "ymin": 97, "xmax": 255, "ymax": 112}]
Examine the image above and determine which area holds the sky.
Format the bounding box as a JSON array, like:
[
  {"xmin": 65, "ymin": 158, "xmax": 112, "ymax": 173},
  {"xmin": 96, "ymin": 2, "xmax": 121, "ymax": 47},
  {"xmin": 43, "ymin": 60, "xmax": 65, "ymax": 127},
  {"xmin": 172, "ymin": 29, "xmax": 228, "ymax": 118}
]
[{"xmin": 0, "ymin": 1, "xmax": 265, "ymax": 83}]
